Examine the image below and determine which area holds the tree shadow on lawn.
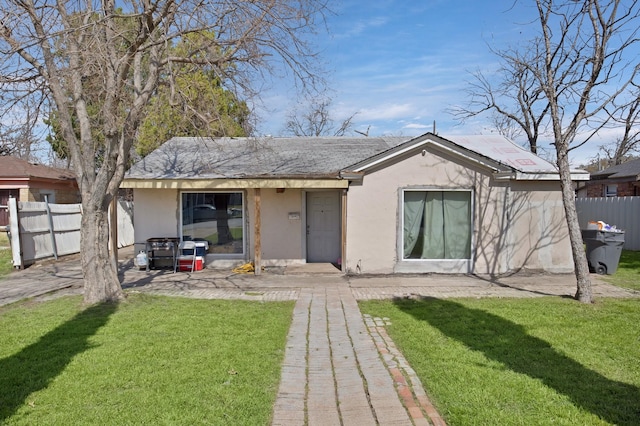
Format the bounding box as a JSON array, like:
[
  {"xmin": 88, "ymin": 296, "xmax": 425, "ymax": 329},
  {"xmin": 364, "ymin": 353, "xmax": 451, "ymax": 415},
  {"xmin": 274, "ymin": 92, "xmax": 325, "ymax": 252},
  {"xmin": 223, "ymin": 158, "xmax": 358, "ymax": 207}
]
[
  {"xmin": 393, "ymin": 297, "xmax": 640, "ymax": 425},
  {"xmin": 0, "ymin": 302, "xmax": 117, "ymax": 421}
]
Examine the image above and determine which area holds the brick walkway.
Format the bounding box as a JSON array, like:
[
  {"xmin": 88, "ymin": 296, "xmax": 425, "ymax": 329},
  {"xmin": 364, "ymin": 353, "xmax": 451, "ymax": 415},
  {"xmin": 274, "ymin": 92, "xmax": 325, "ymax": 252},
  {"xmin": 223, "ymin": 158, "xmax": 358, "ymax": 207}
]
[
  {"xmin": 2, "ymin": 251, "xmax": 639, "ymax": 425},
  {"xmin": 271, "ymin": 286, "xmax": 444, "ymax": 425}
]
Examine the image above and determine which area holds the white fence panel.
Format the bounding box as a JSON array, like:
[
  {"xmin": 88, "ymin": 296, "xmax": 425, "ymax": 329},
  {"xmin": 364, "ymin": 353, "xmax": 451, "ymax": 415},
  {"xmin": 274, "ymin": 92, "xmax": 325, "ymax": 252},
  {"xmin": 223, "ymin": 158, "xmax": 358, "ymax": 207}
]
[
  {"xmin": 50, "ymin": 203, "xmax": 82, "ymax": 256},
  {"xmin": 575, "ymin": 197, "xmax": 640, "ymax": 250},
  {"xmin": 8, "ymin": 198, "xmax": 134, "ymax": 267},
  {"xmin": 17, "ymin": 201, "xmax": 82, "ymax": 263},
  {"xmin": 116, "ymin": 200, "xmax": 135, "ymax": 248}
]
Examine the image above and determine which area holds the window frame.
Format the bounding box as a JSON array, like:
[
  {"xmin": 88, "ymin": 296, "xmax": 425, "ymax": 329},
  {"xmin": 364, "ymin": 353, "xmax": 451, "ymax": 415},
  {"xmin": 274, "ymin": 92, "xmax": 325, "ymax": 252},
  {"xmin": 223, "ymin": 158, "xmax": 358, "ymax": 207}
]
[
  {"xmin": 180, "ymin": 190, "xmax": 246, "ymax": 258},
  {"xmin": 397, "ymin": 188, "xmax": 474, "ymax": 273},
  {"xmin": 604, "ymin": 184, "xmax": 617, "ymax": 197}
]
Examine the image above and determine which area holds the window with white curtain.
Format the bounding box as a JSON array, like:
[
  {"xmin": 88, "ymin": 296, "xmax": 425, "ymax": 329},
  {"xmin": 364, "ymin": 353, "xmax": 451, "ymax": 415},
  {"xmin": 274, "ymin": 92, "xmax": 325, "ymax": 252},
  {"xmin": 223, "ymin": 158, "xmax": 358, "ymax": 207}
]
[{"xmin": 403, "ymin": 190, "xmax": 472, "ymax": 260}]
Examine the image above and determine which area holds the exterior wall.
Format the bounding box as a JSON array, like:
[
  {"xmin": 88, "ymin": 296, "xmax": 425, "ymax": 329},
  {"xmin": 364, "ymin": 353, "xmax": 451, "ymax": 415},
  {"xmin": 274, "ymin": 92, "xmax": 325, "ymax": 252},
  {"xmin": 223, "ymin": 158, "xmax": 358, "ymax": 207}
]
[
  {"xmin": 130, "ymin": 150, "xmax": 574, "ymax": 275},
  {"xmin": 14, "ymin": 183, "xmax": 79, "ymax": 203},
  {"xmin": 22, "ymin": 187, "xmax": 80, "ymax": 203},
  {"xmin": 583, "ymin": 180, "xmax": 639, "ymax": 197},
  {"xmin": 133, "ymin": 187, "xmax": 307, "ymax": 268},
  {"xmin": 133, "ymin": 188, "xmax": 180, "ymax": 243},
  {"xmin": 505, "ymin": 181, "xmax": 573, "ymax": 273},
  {"xmin": 345, "ymin": 148, "xmax": 490, "ymax": 274},
  {"xmin": 344, "ymin": 147, "xmax": 574, "ymax": 275},
  {"xmin": 252, "ymin": 188, "xmax": 305, "ymax": 266},
  {"xmin": 19, "ymin": 188, "xmax": 30, "ymax": 201}
]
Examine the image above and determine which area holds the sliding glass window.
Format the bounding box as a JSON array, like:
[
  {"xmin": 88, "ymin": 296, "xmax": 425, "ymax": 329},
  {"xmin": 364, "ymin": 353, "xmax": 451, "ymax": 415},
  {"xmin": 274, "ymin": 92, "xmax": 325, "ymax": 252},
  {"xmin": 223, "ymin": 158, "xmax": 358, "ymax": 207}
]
[
  {"xmin": 181, "ymin": 192, "xmax": 244, "ymax": 255},
  {"xmin": 403, "ymin": 190, "xmax": 472, "ymax": 260}
]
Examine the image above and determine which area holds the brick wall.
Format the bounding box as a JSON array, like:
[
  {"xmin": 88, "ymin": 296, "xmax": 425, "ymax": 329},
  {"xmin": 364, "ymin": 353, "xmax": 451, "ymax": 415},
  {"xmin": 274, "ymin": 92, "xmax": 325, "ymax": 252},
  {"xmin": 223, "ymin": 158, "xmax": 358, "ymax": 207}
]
[
  {"xmin": 584, "ymin": 181, "xmax": 639, "ymax": 197},
  {"xmin": 18, "ymin": 187, "xmax": 80, "ymax": 203},
  {"xmin": 54, "ymin": 189, "xmax": 81, "ymax": 203},
  {"xmin": 19, "ymin": 188, "xmax": 32, "ymax": 201}
]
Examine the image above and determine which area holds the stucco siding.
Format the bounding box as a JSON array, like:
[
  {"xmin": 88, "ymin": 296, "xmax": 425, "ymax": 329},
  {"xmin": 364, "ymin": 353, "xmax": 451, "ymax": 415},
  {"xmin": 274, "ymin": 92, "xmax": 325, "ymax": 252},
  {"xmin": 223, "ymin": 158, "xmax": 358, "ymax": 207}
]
[
  {"xmin": 257, "ymin": 188, "xmax": 305, "ymax": 265},
  {"xmin": 345, "ymin": 148, "xmax": 573, "ymax": 275},
  {"xmin": 130, "ymin": 148, "xmax": 573, "ymax": 275},
  {"xmin": 346, "ymin": 148, "xmax": 484, "ymax": 274},
  {"xmin": 506, "ymin": 181, "xmax": 572, "ymax": 273},
  {"xmin": 133, "ymin": 188, "xmax": 179, "ymax": 242}
]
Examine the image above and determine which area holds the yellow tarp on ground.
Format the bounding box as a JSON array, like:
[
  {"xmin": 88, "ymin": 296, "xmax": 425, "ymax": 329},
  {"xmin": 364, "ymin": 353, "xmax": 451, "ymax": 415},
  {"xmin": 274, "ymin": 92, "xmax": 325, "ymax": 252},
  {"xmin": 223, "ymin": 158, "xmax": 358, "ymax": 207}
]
[{"xmin": 232, "ymin": 262, "xmax": 255, "ymax": 274}]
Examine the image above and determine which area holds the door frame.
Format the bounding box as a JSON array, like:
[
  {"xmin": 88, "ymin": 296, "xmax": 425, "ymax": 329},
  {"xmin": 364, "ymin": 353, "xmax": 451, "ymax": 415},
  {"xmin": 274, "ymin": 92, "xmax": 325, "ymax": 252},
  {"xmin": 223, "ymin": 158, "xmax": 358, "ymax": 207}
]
[{"xmin": 303, "ymin": 189, "xmax": 345, "ymax": 270}]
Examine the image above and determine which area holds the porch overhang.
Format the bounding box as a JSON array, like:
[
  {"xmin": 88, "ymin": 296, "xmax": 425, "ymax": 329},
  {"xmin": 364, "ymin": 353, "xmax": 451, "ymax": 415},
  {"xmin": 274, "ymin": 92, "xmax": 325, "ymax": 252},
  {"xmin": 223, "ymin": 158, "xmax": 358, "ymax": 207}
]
[{"xmin": 121, "ymin": 178, "xmax": 349, "ymax": 189}]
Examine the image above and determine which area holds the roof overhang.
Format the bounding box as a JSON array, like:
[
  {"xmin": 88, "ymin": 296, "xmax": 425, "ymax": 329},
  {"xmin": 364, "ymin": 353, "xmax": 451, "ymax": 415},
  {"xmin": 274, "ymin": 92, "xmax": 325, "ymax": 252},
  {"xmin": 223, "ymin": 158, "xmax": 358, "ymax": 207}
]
[
  {"xmin": 590, "ymin": 174, "xmax": 640, "ymax": 182},
  {"xmin": 0, "ymin": 176, "xmax": 78, "ymax": 189},
  {"xmin": 121, "ymin": 178, "xmax": 349, "ymax": 189},
  {"xmin": 493, "ymin": 171, "xmax": 590, "ymax": 181}
]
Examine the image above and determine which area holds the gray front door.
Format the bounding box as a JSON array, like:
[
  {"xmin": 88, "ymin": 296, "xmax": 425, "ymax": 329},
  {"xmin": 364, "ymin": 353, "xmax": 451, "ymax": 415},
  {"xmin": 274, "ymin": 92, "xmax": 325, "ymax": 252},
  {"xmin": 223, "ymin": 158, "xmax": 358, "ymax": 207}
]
[{"xmin": 306, "ymin": 191, "xmax": 341, "ymax": 263}]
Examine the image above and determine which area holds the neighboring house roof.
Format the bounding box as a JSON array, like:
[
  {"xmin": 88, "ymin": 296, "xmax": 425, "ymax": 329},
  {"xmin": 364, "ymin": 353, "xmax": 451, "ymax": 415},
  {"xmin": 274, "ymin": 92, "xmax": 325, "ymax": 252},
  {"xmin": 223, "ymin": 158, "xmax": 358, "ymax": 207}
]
[
  {"xmin": 589, "ymin": 158, "xmax": 640, "ymax": 181},
  {"xmin": 0, "ymin": 156, "xmax": 76, "ymax": 182},
  {"xmin": 124, "ymin": 132, "xmax": 589, "ymax": 184}
]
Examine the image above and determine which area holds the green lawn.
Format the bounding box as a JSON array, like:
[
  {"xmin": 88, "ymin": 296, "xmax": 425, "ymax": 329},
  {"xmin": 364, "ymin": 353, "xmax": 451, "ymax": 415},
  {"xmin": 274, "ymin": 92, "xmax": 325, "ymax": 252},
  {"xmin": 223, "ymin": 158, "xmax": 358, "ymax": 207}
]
[
  {"xmin": 360, "ymin": 297, "xmax": 640, "ymax": 426},
  {"xmin": 603, "ymin": 250, "xmax": 640, "ymax": 291},
  {"xmin": 0, "ymin": 294, "xmax": 293, "ymax": 425},
  {"xmin": 0, "ymin": 233, "xmax": 12, "ymax": 279}
]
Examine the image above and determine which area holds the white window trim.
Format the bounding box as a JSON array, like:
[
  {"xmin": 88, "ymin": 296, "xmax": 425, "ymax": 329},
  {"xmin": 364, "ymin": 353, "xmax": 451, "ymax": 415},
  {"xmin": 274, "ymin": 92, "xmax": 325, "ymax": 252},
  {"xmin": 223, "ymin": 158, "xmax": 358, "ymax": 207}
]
[{"xmin": 396, "ymin": 188, "xmax": 475, "ymax": 274}]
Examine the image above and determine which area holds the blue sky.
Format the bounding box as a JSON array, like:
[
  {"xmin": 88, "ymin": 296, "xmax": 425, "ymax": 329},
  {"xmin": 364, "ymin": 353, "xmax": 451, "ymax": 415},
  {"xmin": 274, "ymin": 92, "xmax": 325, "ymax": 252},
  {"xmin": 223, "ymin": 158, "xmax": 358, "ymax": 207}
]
[{"xmin": 254, "ymin": 1, "xmax": 612, "ymax": 165}]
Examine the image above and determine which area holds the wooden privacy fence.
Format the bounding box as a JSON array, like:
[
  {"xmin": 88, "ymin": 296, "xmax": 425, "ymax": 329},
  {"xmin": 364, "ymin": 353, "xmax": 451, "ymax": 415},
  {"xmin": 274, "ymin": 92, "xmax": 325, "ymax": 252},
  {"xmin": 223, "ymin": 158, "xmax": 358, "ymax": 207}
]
[
  {"xmin": 576, "ymin": 196, "xmax": 640, "ymax": 251},
  {"xmin": 6, "ymin": 198, "xmax": 134, "ymax": 268}
]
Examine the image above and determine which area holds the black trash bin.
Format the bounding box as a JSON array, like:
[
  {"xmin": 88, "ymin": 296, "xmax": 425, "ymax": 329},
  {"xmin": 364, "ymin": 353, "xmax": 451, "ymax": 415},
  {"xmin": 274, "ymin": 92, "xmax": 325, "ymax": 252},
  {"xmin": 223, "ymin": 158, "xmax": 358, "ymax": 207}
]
[{"xmin": 581, "ymin": 229, "xmax": 625, "ymax": 275}]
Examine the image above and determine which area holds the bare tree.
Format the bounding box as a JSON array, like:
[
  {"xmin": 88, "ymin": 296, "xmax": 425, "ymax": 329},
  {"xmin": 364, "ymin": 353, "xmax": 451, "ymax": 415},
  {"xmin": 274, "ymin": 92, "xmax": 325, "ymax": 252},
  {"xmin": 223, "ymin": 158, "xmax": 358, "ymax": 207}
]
[
  {"xmin": 459, "ymin": 0, "xmax": 640, "ymax": 303},
  {"xmin": 489, "ymin": 113, "xmax": 524, "ymax": 142},
  {"xmin": 451, "ymin": 46, "xmax": 551, "ymax": 154},
  {"xmin": 0, "ymin": 0, "xmax": 328, "ymax": 304},
  {"xmin": 0, "ymin": 94, "xmax": 46, "ymax": 160},
  {"xmin": 599, "ymin": 84, "xmax": 640, "ymax": 165},
  {"xmin": 284, "ymin": 97, "xmax": 357, "ymax": 136},
  {"xmin": 528, "ymin": 0, "xmax": 640, "ymax": 303}
]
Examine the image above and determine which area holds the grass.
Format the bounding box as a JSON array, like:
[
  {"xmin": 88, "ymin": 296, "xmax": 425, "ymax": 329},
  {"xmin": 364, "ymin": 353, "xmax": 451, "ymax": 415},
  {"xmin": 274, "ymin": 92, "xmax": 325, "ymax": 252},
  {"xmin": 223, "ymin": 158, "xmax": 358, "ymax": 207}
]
[
  {"xmin": 360, "ymin": 297, "xmax": 640, "ymax": 426},
  {"xmin": 0, "ymin": 294, "xmax": 293, "ymax": 425},
  {"xmin": 603, "ymin": 250, "xmax": 640, "ymax": 291},
  {"xmin": 0, "ymin": 233, "xmax": 12, "ymax": 279}
]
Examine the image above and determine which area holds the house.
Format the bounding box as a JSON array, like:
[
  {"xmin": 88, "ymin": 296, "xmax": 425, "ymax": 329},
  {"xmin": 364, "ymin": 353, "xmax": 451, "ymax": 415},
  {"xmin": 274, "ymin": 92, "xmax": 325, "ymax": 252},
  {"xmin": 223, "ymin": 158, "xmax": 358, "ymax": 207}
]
[
  {"xmin": 0, "ymin": 156, "xmax": 79, "ymax": 227},
  {"xmin": 577, "ymin": 158, "xmax": 640, "ymax": 197},
  {"xmin": 121, "ymin": 132, "xmax": 589, "ymax": 275}
]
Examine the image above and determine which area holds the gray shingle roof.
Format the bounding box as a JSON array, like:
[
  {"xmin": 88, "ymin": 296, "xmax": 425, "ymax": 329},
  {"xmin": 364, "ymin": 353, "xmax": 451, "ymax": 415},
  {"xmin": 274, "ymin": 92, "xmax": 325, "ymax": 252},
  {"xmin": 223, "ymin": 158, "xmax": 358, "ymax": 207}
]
[
  {"xmin": 126, "ymin": 136, "xmax": 411, "ymax": 179},
  {"xmin": 590, "ymin": 157, "xmax": 640, "ymax": 180},
  {"xmin": 125, "ymin": 133, "xmax": 583, "ymax": 181}
]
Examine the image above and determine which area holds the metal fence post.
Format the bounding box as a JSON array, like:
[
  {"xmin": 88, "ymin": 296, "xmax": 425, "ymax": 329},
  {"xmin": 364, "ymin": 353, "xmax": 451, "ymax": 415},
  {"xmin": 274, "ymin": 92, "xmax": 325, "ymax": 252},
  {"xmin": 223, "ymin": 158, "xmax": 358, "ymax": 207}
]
[{"xmin": 44, "ymin": 195, "xmax": 59, "ymax": 260}]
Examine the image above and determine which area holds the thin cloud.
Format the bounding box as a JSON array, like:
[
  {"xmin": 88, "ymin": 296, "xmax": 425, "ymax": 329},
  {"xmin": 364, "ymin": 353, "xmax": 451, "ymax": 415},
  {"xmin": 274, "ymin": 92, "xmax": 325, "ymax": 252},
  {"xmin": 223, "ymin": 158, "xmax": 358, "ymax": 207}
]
[{"xmin": 334, "ymin": 16, "xmax": 388, "ymax": 38}]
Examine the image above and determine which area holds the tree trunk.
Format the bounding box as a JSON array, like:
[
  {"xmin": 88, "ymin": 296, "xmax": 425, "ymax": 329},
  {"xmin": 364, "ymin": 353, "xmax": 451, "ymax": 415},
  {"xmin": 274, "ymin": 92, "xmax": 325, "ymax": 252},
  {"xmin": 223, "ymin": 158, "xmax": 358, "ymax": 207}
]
[
  {"xmin": 556, "ymin": 152, "xmax": 593, "ymax": 303},
  {"xmin": 81, "ymin": 202, "xmax": 124, "ymax": 304}
]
